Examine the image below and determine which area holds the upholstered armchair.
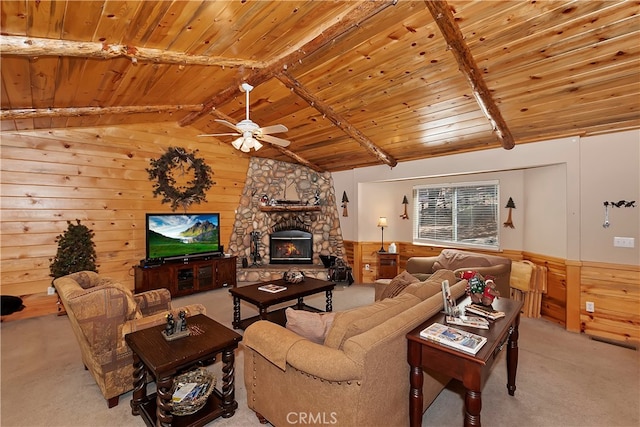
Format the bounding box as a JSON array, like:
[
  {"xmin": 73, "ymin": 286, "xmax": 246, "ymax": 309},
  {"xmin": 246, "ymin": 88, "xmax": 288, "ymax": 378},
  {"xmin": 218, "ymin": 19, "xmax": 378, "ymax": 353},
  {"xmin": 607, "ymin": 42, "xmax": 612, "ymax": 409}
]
[{"xmin": 54, "ymin": 271, "xmax": 206, "ymax": 408}]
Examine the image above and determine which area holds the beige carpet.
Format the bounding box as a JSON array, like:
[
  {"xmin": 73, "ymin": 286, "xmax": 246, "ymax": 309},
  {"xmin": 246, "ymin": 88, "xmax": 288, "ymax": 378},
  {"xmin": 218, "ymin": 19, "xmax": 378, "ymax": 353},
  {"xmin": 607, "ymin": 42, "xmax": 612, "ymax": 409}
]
[{"xmin": 1, "ymin": 283, "xmax": 638, "ymax": 427}]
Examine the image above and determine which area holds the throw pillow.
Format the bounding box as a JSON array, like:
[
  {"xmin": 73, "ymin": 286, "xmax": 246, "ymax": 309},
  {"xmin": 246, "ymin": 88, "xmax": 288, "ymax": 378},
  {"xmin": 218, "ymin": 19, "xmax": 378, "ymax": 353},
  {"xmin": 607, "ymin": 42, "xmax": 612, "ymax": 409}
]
[
  {"xmin": 380, "ymin": 270, "xmax": 420, "ymax": 300},
  {"xmin": 285, "ymin": 308, "xmax": 336, "ymax": 344}
]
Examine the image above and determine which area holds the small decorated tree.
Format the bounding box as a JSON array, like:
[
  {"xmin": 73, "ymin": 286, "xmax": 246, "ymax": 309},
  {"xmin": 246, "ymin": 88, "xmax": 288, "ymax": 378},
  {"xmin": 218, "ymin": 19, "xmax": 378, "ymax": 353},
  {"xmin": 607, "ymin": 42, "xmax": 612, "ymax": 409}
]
[{"xmin": 49, "ymin": 220, "xmax": 98, "ymax": 281}]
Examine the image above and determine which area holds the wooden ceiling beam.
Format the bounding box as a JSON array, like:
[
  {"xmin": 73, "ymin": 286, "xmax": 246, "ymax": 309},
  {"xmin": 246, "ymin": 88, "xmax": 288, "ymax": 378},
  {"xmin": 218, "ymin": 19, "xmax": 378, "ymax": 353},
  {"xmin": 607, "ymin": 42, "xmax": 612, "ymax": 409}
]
[
  {"xmin": 205, "ymin": 108, "xmax": 324, "ymax": 172},
  {"xmin": 424, "ymin": 1, "xmax": 515, "ymax": 150},
  {"xmin": 179, "ymin": 0, "xmax": 397, "ymax": 127},
  {"xmin": 0, "ymin": 35, "xmax": 264, "ymax": 68},
  {"xmin": 276, "ymin": 71, "xmax": 398, "ymax": 168},
  {"xmin": 0, "ymin": 104, "xmax": 203, "ymax": 120}
]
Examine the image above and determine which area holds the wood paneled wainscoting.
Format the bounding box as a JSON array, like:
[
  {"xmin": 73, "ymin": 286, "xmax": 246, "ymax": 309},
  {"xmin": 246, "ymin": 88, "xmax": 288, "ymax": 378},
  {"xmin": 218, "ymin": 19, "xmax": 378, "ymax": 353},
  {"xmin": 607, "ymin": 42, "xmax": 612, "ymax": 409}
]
[
  {"xmin": 345, "ymin": 241, "xmax": 639, "ymax": 346},
  {"xmin": 580, "ymin": 261, "xmax": 640, "ymax": 348}
]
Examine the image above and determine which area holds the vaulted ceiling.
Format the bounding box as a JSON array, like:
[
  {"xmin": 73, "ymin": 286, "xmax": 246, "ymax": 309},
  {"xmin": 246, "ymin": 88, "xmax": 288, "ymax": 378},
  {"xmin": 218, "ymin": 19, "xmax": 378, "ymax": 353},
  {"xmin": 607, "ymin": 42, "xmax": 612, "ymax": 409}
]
[{"xmin": 1, "ymin": 1, "xmax": 639, "ymax": 172}]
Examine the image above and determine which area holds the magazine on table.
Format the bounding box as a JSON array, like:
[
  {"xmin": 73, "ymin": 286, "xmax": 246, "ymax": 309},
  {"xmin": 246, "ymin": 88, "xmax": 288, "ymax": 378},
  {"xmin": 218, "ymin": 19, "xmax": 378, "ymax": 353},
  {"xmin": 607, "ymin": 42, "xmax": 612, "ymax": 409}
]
[
  {"xmin": 419, "ymin": 322, "xmax": 487, "ymax": 355},
  {"xmin": 445, "ymin": 315, "xmax": 490, "ymax": 330},
  {"xmin": 464, "ymin": 303, "xmax": 506, "ymax": 320},
  {"xmin": 258, "ymin": 283, "xmax": 287, "ymax": 293}
]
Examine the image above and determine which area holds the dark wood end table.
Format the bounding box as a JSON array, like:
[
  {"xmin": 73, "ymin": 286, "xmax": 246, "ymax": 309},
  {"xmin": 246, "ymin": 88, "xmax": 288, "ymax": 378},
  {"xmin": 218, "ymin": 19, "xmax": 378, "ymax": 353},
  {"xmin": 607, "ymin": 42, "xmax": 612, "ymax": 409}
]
[
  {"xmin": 125, "ymin": 314, "xmax": 242, "ymax": 427},
  {"xmin": 228, "ymin": 277, "xmax": 335, "ymax": 329},
  {"xmin": 407, "ymin": 297, "xmax": 523, "ymax": 427}
]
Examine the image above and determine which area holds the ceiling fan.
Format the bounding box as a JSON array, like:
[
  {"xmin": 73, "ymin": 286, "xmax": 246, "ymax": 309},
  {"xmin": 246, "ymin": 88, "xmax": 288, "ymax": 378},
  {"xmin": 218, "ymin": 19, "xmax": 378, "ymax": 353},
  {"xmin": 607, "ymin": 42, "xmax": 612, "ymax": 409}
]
[{"xmin": 198, "ymin": 83, "xmax": 290, "ymax": 152}]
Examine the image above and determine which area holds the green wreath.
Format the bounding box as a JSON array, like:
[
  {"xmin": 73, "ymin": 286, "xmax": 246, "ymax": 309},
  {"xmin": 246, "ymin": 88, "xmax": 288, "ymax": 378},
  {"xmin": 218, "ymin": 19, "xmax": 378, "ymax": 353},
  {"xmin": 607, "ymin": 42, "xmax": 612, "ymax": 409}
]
[{"xmin": 147, "ymin": 147, "xmax": 214, "ymax": 211}]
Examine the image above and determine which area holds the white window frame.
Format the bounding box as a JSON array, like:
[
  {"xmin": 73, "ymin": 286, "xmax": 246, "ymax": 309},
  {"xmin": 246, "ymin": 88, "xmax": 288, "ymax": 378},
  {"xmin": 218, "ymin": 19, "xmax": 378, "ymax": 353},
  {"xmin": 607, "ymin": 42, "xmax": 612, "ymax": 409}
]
[{"xmin": 412, "ymin": 180, "xmax": 500, "ymax": 250}]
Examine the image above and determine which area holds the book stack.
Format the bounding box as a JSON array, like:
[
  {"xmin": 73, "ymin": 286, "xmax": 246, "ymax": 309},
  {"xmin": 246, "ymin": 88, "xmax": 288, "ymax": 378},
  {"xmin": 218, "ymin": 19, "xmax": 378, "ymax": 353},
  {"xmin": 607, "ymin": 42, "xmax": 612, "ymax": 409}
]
[
  {"xmin": 445, "ymin": 315, "xmax": 490, "ymax": 330},
  {"xmin": 464, "ymin": 303, "xmax": 506, "ymax": 320},
  {"xmin": 420, "ymin": 323, "xmax": 487, "ymax": 355}
]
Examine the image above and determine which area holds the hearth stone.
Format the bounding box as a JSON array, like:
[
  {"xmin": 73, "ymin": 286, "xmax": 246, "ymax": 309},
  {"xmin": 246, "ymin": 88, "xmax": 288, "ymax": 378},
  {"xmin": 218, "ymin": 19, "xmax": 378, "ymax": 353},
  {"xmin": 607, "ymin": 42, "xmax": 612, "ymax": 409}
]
[{"xmin": 237, "ymin": 264, "xmax": 328, "ymax": 283}]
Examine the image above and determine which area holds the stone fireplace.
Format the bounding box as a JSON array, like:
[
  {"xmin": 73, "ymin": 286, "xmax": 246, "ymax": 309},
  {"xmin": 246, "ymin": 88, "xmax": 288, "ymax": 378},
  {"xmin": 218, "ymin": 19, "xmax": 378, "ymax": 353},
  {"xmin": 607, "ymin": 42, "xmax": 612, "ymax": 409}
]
[{"xmin": 228, "ymin": 158, "xmax": 346, "ymax": 282}]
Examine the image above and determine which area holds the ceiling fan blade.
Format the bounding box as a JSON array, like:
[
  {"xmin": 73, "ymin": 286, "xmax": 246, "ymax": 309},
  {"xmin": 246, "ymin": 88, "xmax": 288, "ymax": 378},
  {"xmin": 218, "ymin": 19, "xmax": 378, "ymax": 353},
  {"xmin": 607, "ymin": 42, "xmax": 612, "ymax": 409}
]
[
  {"xmin": 256, "ymin": 134, "xmax": 291, "ymax": 147},
  {"xmin": 258, "ymin": 124, "xmax": 288, "ymax": 134},
  {"xmin": 197, "ymin": 133, "xmax": 241, "ymax": 137},
  {"xmin": 215, "ymin": 119, "xmax": 241, "ymax": 132}
]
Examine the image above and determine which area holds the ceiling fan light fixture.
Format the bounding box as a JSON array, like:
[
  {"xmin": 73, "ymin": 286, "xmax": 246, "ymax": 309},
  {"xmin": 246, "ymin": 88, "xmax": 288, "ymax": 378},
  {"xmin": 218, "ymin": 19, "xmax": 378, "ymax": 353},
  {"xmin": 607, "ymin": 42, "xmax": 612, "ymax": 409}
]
[
  {"xmin": 202, "ymin": 82, "xmax": 291, "ymax": 151},
  {"xmin": 232, "ymin": 137, "xmax": 244, "ymax": 150}
]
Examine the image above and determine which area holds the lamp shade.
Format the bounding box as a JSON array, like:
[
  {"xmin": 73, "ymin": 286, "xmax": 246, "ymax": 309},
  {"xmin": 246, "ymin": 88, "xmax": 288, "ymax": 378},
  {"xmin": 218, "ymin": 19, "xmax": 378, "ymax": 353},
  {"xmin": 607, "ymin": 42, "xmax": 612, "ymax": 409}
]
[{"xmin": 377, "ymin": 217, "xmax": 388, "ymax": 228}]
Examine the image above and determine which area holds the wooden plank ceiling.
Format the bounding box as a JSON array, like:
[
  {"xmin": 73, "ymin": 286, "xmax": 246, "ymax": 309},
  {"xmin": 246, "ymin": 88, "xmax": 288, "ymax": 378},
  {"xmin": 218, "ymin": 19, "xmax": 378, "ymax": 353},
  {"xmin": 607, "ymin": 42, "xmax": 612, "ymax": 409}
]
[{"xmin": 1, "ymin": 1, "xmax": 639, "ymax": 172}]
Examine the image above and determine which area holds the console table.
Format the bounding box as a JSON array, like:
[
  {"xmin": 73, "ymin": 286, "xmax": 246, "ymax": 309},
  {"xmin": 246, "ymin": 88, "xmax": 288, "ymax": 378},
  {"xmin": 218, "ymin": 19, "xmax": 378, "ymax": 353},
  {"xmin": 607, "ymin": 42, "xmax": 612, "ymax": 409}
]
[
  {"xmin": 407, "ymin": 297, "xmax": 523, "ymax": 427},
  {"xmin": 134, "ymin": 256, "xmax": 237, "ymax": 297}
]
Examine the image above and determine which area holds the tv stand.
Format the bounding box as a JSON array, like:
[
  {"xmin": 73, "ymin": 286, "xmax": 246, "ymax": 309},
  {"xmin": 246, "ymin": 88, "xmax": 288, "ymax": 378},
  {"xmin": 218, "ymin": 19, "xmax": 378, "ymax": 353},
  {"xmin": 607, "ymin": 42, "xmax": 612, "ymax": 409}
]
[{"xmin": 134, "ymin": 256, "xmax": 237, "ymax": 297}]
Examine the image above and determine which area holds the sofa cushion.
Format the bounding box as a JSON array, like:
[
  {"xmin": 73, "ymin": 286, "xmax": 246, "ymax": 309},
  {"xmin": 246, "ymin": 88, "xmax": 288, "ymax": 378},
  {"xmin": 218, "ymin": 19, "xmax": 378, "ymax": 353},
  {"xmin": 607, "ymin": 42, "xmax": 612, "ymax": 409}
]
[
  {"xmin": 324, "ymin": 293, "xmax": 420, "ymax": 349},
  {"xmin": 432, "ymin": 249, "xmax": 493, "ymax": 272},
  {"xmin": 402, "ymin": 269, "xmax": 458, "ymax": 301},
  {"xmin": 380, "ymin": 270, "xmax": 420, "ymax": 300},
  {"xmin": 285, "ymin": 308, "xmax": 336, "ymax": 344}
]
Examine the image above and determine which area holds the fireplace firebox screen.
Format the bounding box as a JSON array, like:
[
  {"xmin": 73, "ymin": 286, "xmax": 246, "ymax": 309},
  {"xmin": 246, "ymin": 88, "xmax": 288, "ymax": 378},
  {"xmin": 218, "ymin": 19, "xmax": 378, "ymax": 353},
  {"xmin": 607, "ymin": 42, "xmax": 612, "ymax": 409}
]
[{"xmin": 269, "ymin": 229, "xmax": 313, "ymax": 264}]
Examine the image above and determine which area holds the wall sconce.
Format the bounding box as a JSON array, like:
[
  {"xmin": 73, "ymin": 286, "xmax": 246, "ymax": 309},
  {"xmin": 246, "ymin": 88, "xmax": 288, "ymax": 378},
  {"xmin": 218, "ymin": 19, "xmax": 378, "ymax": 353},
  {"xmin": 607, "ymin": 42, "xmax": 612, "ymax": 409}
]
[{"xmin": 377, "ymin": 217, "xmax": 388, "ymax": 253}]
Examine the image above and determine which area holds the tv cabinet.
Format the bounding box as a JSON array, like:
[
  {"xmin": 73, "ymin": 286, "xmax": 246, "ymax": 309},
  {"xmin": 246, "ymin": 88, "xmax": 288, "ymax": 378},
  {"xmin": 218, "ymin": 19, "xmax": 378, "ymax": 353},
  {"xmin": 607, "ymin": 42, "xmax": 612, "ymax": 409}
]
[{"xmin": 134, "ymin": 256, "xmax": 237, "ymax": 297}]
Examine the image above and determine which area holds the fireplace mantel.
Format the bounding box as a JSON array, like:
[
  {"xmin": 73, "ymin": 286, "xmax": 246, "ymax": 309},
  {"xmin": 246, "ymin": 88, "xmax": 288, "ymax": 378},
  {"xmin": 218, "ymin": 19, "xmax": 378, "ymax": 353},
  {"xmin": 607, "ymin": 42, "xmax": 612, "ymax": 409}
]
[{"xmin": 260, "ymin": 206, "xmax": 321, "ymax": 212}]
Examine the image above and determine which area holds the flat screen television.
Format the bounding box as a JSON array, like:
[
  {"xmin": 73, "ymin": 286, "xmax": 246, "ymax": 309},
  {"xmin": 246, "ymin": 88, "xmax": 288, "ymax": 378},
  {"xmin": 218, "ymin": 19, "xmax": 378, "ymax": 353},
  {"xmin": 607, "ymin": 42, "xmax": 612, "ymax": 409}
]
[{"xmin": 145, "ymin": 213, "xmax": 221, "ymax": 260}]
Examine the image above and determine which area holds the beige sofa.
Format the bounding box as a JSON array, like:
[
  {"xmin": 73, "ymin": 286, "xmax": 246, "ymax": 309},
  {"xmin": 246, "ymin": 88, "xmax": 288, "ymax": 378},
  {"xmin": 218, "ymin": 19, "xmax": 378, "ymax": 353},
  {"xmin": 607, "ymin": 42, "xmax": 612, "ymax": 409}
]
[
  {"xmin": 401, "ymin": 249, "xmax": 512, "ymax": 298},
  {"xmin": 242, "ymin": 270, "xmax": 467, "ymax": 426},
  {"xmin": 54, "ymin": 271, "xmax": 206, "ymax": 408}
]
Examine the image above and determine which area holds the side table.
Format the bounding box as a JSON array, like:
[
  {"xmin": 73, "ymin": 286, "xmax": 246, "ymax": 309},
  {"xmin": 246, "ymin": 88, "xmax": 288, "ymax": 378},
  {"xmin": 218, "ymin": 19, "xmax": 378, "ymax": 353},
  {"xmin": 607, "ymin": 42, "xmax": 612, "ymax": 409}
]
[
  {"xmin": 407, "ymin": 297, "xmax": 523, "ymax": 427},
  {"xmin": 377, "ymin": 252, "xmax": 400, "ymax": 279},
  {"xmin": 125, "ymin": 314, "xmax": 242, "ymax": 427}
]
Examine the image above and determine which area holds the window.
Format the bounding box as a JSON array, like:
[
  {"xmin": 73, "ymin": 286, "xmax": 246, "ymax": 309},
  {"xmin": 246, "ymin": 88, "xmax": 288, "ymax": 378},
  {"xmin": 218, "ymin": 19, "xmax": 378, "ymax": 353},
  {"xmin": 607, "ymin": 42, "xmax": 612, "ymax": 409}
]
[{"xmin": 413, "ymin": 181, "xmax": 499, "ymax": 249}]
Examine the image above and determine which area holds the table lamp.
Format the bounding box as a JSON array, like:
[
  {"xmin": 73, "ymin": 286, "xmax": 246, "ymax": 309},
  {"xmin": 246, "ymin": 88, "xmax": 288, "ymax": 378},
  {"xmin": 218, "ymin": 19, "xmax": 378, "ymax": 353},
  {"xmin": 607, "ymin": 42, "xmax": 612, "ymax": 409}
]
[{"xmin": 377, "ymin": 217, "xmax": 387, "ymax": 252}]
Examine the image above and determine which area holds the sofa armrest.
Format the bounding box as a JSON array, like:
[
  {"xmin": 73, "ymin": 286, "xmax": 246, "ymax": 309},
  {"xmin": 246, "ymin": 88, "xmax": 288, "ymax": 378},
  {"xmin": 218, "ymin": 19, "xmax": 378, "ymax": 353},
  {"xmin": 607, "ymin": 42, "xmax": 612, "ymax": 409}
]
[
  {"xmin": 374, "ymin": 279, "xmax": 391, "ymax": 301},
  {"xmin": 242, "ymin": 320, "xmax": 308, "ymax": 370},
  {"xmin": 134, "ymin": 288, "xmax": 172, "ymax": 316},
  {"xmin": 243, "ymin": 320, "xmax": 362, "ymax": 381}
]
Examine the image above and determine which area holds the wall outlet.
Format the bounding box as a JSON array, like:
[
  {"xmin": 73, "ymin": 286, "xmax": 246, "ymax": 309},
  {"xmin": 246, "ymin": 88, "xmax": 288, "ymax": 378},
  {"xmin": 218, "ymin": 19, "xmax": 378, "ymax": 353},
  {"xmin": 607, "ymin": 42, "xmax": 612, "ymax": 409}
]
[
  {"xmin": 613, "ymin": 237, "xmax": 635, "ymax": 248},
  {"xmin": 365, "ymin": 264, "xmax": 370, "ymax": 271},
  {"xmin": 47, "ymin": 286, "xmax": 56, "ymax": 296},
  {"xmin": 586, "ymin": 301, "xmax": 595, "ymax": 313}
]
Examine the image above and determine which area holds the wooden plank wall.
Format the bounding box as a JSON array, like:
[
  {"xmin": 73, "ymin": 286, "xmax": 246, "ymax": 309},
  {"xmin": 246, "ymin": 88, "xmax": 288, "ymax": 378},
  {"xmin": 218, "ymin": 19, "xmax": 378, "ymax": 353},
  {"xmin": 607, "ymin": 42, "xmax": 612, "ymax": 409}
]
[
  {"xmin": 348, "ymin": 241, "xmax": 638, "ymax": 345},
  {"xmin": 0, "ymin": 123, "xmax": 249, "ymax": 296},
  {"xmin": 580, "ymin": 262, "xmax": 640, "ymax": 347}
]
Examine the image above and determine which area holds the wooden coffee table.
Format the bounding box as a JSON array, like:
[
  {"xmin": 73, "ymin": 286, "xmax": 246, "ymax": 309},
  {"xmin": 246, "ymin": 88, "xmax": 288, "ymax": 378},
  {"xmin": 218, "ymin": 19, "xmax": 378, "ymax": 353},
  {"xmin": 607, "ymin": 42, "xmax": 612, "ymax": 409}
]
[
  {"xmin": 228, "ymin": 277, "xmax": 335, "ymax": 329},
  {"xmin": 125, "ymin": 314, "xmax": 242, "ymax": 427},
  {"xmin": 407, "ymin": 297, "xmax": 523, "ymax": 427}
]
